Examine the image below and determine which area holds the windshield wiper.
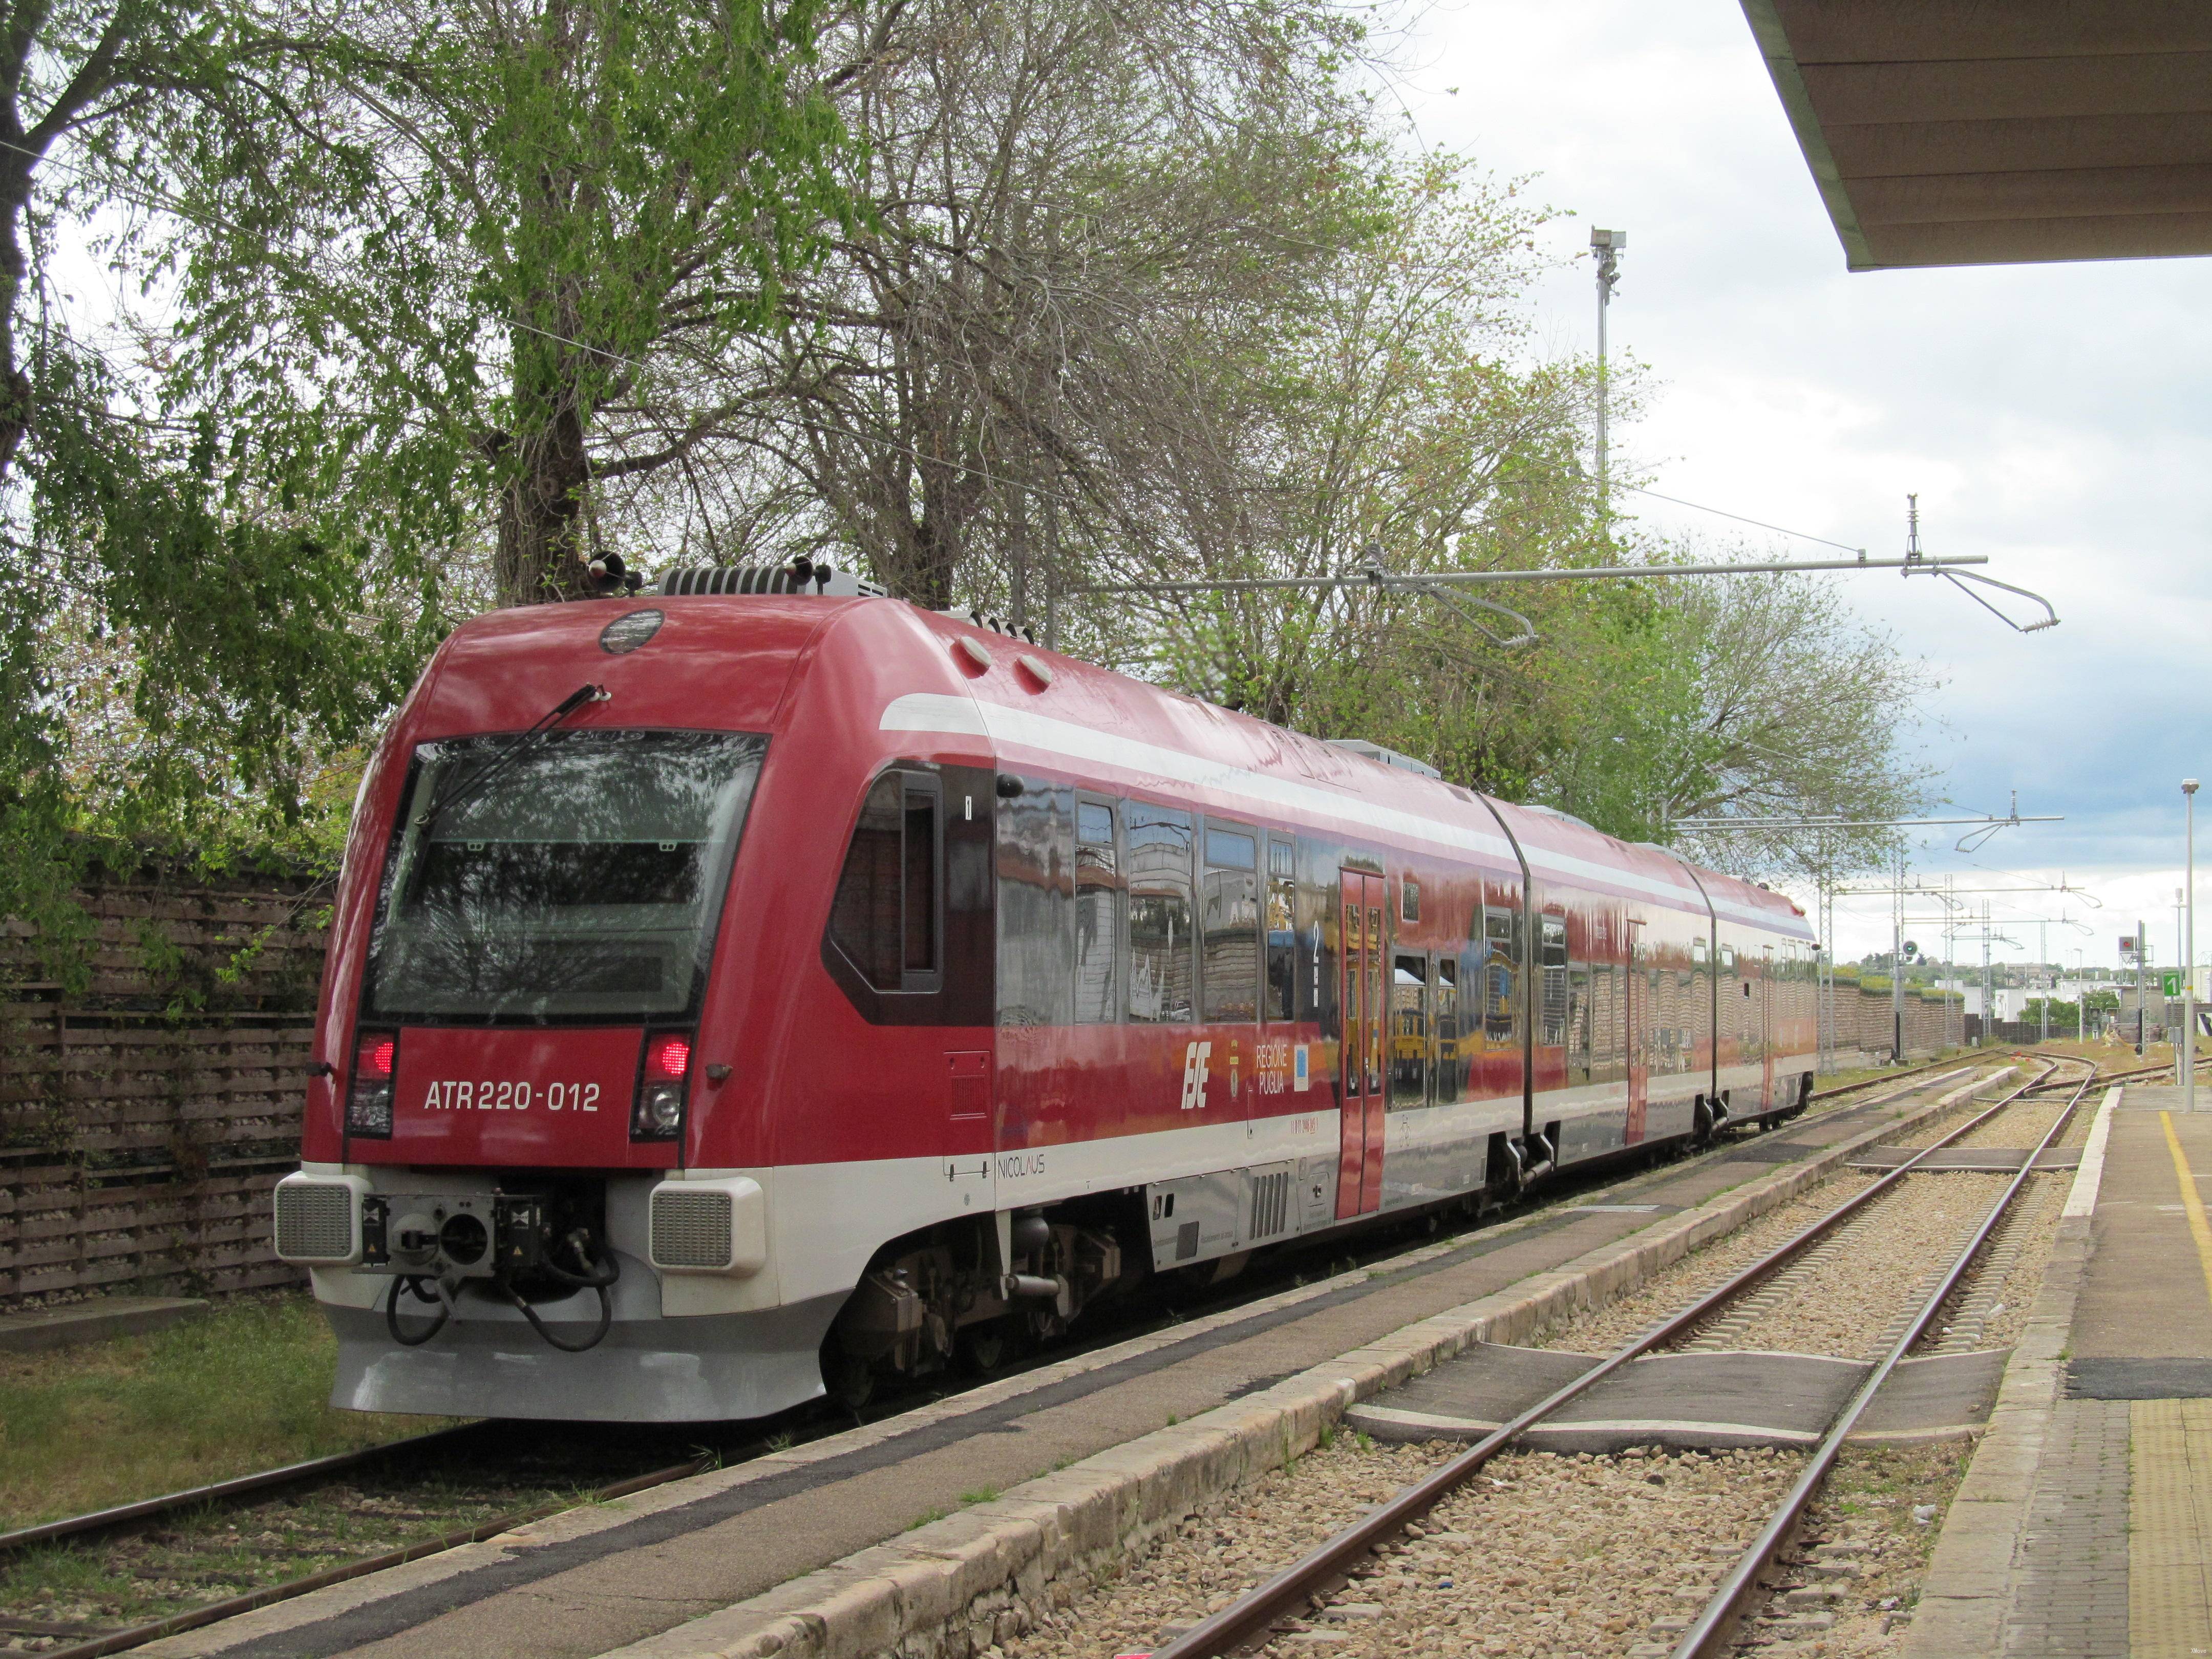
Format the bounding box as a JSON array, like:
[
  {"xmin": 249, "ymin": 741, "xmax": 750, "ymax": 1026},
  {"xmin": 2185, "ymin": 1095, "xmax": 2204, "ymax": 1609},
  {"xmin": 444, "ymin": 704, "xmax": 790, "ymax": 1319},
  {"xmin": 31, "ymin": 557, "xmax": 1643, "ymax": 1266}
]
[{"xmin": 412, "ymin": 683, "xmax": 609, "ymax": 835}]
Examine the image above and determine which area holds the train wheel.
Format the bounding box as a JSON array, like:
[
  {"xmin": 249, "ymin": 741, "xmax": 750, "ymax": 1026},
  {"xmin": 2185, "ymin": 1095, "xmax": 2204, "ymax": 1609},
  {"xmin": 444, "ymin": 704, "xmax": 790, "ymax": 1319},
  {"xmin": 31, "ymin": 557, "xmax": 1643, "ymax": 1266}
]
[
  {"xmin": 822, "ymin": 1346, "xmax": 876, "ymax": 1412},
  {"xmin": 955, "ymin": 1321, "xmax": 1009, "ymax": 1376}
]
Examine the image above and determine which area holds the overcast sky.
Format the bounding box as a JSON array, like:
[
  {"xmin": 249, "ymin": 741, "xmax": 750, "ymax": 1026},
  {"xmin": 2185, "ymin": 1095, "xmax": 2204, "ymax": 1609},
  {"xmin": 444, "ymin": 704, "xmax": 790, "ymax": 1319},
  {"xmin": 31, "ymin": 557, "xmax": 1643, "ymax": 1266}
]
[{"xmin": 1388, "ymin": 1, "xmax": 2212, "ymax": 972}]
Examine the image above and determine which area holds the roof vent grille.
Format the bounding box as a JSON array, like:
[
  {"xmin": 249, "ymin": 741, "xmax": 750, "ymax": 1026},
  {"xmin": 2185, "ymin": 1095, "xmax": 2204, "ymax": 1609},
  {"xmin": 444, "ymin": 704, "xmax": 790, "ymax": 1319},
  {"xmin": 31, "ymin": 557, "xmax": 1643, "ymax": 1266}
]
[
  {"xmin": 1323, "ymin": 738, "xmax": 1441, "ymax": 779},
  {"xmin": 657, "ymin": 563, "xmax": 888, "ymax": 599},
  {"xmin": 939, "ymin": 609, "xmax": 1038, "ymax": 644}
]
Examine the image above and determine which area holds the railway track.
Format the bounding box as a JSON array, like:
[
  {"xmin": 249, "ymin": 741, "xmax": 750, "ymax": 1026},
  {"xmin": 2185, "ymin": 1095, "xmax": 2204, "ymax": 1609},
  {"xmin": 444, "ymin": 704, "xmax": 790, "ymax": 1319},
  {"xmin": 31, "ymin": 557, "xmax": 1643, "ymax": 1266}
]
[
  {"xmin": 1119, "ymin": 1054, "xmax": 2094, "ymax": 1659},
  {"xmin": 2022, "ymin": 1048, "xmax": 2205, "ymax": 1093},
  {"xmin": 0, "ymin": 1055, "xmax": 2004, "ymax": 1658}
]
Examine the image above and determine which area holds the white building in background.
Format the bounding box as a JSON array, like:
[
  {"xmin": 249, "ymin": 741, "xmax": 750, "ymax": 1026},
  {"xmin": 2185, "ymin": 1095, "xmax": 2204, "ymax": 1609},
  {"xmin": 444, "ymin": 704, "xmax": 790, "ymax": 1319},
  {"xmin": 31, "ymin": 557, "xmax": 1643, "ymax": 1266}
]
[{"xmin": 1956, "ymin": 986, "xmax": 2031, "ymax": 1022}]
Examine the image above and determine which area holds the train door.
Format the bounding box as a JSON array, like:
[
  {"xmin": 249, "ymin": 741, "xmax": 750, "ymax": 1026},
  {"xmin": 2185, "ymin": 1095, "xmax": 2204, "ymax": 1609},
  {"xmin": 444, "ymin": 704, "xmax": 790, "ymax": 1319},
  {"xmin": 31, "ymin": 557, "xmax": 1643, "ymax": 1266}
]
[
  {"xmin": 1625, "ymin": 921, "xmax": 1648, "ymax": 1142},
  {"xmin": 1759, "ymin": 945, "xmax": 1776, "ymax": 1110},
  {"xmin": 1336, "ymin": 870, "xmax": 1387, "ymax": 1219}
]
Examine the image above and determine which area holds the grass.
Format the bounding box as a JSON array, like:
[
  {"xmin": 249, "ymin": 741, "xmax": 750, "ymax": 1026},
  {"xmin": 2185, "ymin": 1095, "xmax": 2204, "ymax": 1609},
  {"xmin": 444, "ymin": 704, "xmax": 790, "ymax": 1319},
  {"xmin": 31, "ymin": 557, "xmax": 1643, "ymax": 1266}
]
[
  {"xmin": 0, "ymin": 1291, "xmax": 458, "ymax": 1530},
  {"xmin": 2026, "ymin": 1035, "xmax": 2179, "ymax": 1071},
  {"xmin": 1815, "ymin": 1046, "xmax": 1974, "ymax": 1096},
  {"xmin": 0, "ymin": 1467, "xmax": 589, "ymax": 1630},
  {"xmin": 1817, "ymin": 1441, "xmax": 1977, "ymax": 1577}
]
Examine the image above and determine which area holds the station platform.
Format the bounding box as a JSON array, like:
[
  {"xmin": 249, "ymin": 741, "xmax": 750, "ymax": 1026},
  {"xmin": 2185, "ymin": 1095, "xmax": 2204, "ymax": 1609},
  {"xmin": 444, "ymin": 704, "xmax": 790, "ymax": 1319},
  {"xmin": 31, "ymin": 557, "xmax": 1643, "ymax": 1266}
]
[{"xmin": 1908, "ymin": 1083, "xmax": 2212, "ymax": 1658}]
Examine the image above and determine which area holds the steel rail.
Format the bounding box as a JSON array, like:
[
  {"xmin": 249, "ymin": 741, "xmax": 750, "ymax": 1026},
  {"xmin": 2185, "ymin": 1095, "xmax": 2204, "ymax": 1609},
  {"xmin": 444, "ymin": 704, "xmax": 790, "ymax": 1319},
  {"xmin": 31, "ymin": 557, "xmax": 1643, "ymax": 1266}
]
[
  {"xmin": 1806, "ymin": 1056, "xmax": 1959, "ymax": 1100},
  {"xmin": 2023, "ymin": 1052, "xmax": 2205, "ymax": 1094},
  {"xmin": 39, "ymin": 1454, "xmax": 717, "ymax": 1659},
  {"xmin": 1668, "ymin": 1054, "xmax": 2098, "ymax": 1657},
  {"xmin": 1148, "ymin": 1058, "xmax": 2059, "ymax": 1659},
  {"xmin": 1804, "ymin": 1061, "xmax": 1974, "ymax": 1110},
  {"xmin": 0, "ymin": 1421, "xmax": 499, "ymax": 1557}
]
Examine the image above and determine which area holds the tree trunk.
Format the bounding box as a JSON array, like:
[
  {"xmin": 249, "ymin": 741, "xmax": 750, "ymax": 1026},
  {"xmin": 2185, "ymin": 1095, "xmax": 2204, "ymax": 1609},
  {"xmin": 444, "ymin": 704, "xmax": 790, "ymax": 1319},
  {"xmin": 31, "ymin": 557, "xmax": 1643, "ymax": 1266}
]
[
  {"xmin": 0, "ymin": 150, "xmax": 36, "ymax": 479},
  {"xmin": 492, "ymin": 380, "xmax": 595, "ymax": 606}
]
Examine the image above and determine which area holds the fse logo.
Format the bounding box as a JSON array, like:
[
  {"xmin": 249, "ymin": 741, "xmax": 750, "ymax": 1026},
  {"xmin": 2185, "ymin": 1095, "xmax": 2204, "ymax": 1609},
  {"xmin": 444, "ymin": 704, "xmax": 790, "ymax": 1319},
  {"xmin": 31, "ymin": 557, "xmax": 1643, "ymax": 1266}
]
[{"xmin": 1178, "ymin": 1040, "xmax": 1213, "ymax": 1110}]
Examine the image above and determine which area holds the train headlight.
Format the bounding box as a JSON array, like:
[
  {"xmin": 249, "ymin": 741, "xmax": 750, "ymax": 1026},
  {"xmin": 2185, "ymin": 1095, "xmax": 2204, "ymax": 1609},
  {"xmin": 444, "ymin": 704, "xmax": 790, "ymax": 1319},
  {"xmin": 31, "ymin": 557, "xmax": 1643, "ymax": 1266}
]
[
  {"xmin": 347, "ymin": 1030, "xmax": 398, "ymax": 1138},
  {"xmin": 632, "ymin": 1031, "xmax": 692, "ymax": 1141}
]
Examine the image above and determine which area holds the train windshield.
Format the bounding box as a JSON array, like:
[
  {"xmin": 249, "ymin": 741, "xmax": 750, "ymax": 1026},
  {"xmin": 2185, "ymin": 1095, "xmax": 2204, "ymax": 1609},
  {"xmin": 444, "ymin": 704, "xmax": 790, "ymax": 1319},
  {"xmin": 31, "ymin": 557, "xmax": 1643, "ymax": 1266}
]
[{"xmin": 364, "ymin": 729, "xmax": 768, "ymax": 1024}]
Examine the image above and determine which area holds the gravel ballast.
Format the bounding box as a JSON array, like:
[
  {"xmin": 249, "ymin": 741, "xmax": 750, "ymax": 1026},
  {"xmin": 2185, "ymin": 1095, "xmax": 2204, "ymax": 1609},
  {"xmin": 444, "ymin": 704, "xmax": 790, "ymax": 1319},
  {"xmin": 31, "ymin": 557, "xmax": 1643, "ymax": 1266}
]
[
  {"xmin": 1525, "ymin": 1176, "xmax": 1878, "ymax": 1356},
  {"xmin": 1724, "ymin": 1442, "xmax": 1975, "ymax": 1657},
  {"xmin": 1006, "ymin": 1438, "xmax": 1805, "ymax": 1659}
]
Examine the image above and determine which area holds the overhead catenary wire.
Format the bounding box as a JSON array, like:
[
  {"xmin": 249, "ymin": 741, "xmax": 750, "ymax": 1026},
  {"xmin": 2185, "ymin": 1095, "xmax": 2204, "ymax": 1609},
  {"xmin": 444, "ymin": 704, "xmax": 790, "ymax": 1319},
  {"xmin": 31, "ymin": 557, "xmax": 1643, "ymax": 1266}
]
[
  {"xmin": 1621, "ymin": 485, "xmax": 1867, "ymax": 556},
  {"xmin": 1071, "ymin": 550, "xmax": 1990, "ymax": 597}
]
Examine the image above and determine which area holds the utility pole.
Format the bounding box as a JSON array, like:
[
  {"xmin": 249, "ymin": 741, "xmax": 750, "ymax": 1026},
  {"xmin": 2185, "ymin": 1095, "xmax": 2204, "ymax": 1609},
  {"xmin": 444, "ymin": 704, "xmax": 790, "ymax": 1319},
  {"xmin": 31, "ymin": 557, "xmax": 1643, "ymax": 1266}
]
[
  {"xmin": 1817, "ymin": 857, "xmax": 1836, "ymax": 1073},
  {"xmin": 1944, "ymin": 873, "xmax": 1956, "ymax": 1043},
  {"xmin": 1991, "ymin": 902, "xmax": 2008, "ymax": 1044},
  {"xmin": 2186, "ymin": 779, "xmax": 2199, "ymax": 1112},
  {"xmin": 1592, "ymin": 228, "xmax": 1626, "ymax": 510},
  {"xmin": 2138, "ymin": 919, "xmax": 2149, "ymax": 1056},
  {"xmin": 1892, "ymin": 847, "xmax": 1906, "ymax": 1064},
  {"xmin": 2039, "ymin": 919, "xmax": 2049, "ymax": 1045}
]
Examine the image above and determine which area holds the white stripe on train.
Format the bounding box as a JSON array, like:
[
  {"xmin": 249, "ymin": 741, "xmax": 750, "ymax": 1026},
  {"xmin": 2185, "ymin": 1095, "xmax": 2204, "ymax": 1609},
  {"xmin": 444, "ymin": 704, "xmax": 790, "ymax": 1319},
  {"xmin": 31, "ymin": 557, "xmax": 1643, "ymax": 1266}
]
[{"xmin": 878, "ymin": 692, "xmax": 1808, "ymax": 934}]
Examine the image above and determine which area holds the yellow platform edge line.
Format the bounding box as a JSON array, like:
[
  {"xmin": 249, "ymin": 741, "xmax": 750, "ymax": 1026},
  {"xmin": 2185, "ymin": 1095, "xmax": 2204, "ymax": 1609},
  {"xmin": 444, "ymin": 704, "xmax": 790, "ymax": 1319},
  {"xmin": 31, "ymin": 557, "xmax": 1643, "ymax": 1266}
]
[{"xmin": 2160, "ymin": 1111, "xmax": 2212, "ymax": 1320}]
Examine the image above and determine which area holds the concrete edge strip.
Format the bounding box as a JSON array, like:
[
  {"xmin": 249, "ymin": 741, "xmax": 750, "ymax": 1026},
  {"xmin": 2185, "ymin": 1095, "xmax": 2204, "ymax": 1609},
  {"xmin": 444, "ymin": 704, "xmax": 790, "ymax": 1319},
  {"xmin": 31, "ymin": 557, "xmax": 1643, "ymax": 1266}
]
[
  {"xmin": 1352, "ymin": 1407, "xmax": 1985, "ymax": 1451},
  {"xmin": 1902, "ymin": 1077, "xmax": 2113, "ymax": 1659},
  {"xmin": 588, "ymin": 1067, "xmax": 2015, "ymax": 1659},
  {"xmin": 1345, "ymin": 1404, "xmax": 1503, "ymax": 1434},
  {"xmin": 2060, "ymin": 1086, "xmax": 2123, "ymax": 1219},
  {"xmin": 1350, "ymin": 1403, "xmax": 1824, "ymax": 1448}
]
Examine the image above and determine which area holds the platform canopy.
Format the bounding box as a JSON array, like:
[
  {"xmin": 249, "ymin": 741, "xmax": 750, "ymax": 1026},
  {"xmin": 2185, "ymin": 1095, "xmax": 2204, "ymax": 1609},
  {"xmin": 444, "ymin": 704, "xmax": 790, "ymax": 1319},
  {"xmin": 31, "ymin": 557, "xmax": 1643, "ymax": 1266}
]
[{"xmin": 1740, "ymin": 1, "xmax": 2212, "ymax": 270}]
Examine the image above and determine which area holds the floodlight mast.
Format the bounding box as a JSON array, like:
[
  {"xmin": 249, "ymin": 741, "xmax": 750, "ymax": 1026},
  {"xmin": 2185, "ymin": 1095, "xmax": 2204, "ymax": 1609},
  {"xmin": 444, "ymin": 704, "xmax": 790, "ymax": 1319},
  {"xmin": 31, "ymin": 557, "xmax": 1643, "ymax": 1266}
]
[
  {"xmin": 1593, "ymin": 228, "xmax": 1626, "ymax": 508},
  {"xmin": 2186, "ymin": 779, "xmax": 2199, "ymax": 1112}
]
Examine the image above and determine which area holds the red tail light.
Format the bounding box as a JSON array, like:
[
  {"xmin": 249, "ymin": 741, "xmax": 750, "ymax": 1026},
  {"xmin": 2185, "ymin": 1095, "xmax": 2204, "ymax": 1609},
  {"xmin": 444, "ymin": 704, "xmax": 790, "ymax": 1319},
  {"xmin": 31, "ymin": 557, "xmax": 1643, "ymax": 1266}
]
[
  {"xmin": 633, "ymin": 1031, "xmax": 694, "ymax": 1141},
  {"xmin": 348, "ymin": 1029, "xmax": 398, "ymax": 1139}
]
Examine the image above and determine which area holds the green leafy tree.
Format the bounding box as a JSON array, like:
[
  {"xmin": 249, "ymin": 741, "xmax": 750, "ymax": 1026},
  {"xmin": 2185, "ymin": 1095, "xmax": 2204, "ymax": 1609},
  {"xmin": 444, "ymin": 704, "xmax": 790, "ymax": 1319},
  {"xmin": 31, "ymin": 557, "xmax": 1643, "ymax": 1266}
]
[
  {"xmin": 0, "ymin": 0, "xmax": 450, "ymax": 946},
  {"xmin": 153, "ymin": 0, "xmax": 857, "ymax": 608}
]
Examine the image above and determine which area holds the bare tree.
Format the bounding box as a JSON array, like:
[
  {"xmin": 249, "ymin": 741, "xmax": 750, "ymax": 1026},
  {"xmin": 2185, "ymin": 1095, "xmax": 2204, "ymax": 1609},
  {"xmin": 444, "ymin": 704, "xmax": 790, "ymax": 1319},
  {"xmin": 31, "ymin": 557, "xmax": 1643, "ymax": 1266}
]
[{"xmin": 600, "ymin": 0, "xmax": 1385, "ymax": 610}]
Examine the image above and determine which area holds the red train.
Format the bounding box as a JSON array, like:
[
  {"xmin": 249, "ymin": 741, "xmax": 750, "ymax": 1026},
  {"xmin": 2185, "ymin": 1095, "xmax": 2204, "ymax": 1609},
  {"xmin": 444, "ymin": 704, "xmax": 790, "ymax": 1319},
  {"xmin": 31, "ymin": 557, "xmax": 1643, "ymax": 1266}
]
[{"xmin": 273, "ymin": 566, "xmax": 1819, "ymax": 1421}]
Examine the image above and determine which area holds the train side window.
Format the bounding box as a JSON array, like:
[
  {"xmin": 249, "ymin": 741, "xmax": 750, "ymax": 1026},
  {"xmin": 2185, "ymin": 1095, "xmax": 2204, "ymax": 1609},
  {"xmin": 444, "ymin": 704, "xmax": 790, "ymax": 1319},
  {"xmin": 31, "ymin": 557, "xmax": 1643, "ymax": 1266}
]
[
  {"xmin": 1540, "ymin": 913, "xmax": 1568, "ymax": 1046},
  {"xmin": 1074, "ymin": 800, "xmax": 1122, "ymax": 1024},
  {"xmin": 1128, "ymin": 804, "xmax": 1195, "ymax": 1023},
  {"xmin": 1388, "ymin": 951, "xmax": 1428, "ymax": 1109},
  {"xmin": 1400, "ymin": 879, "xmax": 1420, "ymax": 924},
  {"xmin": 1567, "ymin": 965, "xmax": 1591, "ymax": 1079},
  {"xmin": 1433, "ymin": 958, "xmax": 1462, "ymax": 1103},
  {"xmin": 904, "ymin": 790, "xmax": 937, "ymax": 972},
  {"xmin": 830, "ymin": 770, "xmax": 942, "ymax": 992},
  {"xmin": 1296, "ymin": 840, "xmax": 1328, "ymax": 1026},
  {"xmin": 1265, "ymin": 839, "xmax": 1296, "ymax": 1022},
  {"xmin": 995, "ymin": 775, "xmax": 1073, "ymax": 1027},
  {"xmin": 1482, "ymin": 906, "xmax": 1520, "ymax": 1043},
  {"xmin": 1202, "ymin": 824, "xmax": 1259, "ymax": 1022}
]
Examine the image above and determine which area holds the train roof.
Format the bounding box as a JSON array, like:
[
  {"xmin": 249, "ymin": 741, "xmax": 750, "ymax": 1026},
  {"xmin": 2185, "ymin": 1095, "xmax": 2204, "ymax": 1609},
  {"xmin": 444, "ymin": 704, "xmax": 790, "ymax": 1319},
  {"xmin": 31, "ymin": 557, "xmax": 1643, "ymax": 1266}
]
[{"xmin": 403, "ymin": 589, "xmax": 1813, "ymax": 941}]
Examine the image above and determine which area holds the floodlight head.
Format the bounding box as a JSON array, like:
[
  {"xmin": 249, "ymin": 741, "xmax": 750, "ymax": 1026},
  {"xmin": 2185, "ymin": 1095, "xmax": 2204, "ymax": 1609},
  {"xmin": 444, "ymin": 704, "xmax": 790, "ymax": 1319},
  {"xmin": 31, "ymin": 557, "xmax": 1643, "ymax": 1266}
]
[
  {"xmin": 2186, "ymin": 778, "xmax": 2201, "ymax": 796},
  {"xmin": 1591, "ymin": 228, "xmax": 1626, "ymax": 250}
]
